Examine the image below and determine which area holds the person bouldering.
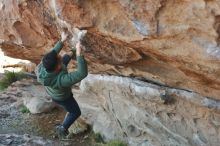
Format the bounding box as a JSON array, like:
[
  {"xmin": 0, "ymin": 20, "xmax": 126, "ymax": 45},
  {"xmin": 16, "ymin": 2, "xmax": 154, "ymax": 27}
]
[{"xmin": 35, "ymin": 31, "xmax": 88, "ymax": 139}]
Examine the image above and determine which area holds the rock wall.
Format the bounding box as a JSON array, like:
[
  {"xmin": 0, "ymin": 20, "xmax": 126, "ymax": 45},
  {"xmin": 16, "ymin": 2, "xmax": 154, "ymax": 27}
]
[
  {"xmin": 0, "ymin": 0, "xmax": 220, "ymax": 145},
  {"xmin": 0, "ymin": 0, "xmax": 220, "ymax": 100},
  {"xmin": 76, "ymin": 74, "xmax": 220, "ymax": 146}
]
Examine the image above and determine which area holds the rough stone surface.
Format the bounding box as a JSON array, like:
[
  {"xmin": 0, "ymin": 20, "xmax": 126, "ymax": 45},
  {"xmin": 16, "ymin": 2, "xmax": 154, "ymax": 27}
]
[
  {"xmin": 23, "ymin": 96, "xmax": 56, "ymax": 114},
  {"xmin": 21, "ymin": 81, "xmax": 56, "ymax": 114},
  {"xmin": 0, "ymin": 78, "xmax": 56, "ymax": 114},
  {"xmin": 0, "ymin": 79, "xmax": 94, "ymax": 146},
  {"xmin": 75, "ymin": 74, "xmax": 220, "ymax": 146},
  {"xmin": 1, "ymin": 0, "xmax": 220, "ymax": 145},
  {"xmin": 0, "ymin": 0, "xmax": 219, "ymax": 100},
  {"xmin": 0, "ymin": 134, "xmax": 55, "ymax": 146},
  {"xmin": 68, "ymin": 118, "xmax": 89, "ymax": 135}
]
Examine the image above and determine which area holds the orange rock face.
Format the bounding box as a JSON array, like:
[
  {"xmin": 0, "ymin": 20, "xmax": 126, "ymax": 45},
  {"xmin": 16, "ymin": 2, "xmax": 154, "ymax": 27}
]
[{"xmin": 0, "ymin": 0, "xmax": 220, "ymax": 99}]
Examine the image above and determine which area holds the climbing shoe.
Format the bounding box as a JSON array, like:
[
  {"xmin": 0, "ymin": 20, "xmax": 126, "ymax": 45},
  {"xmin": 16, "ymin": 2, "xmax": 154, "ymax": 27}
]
[{"xmin": 55, "ymin": 125, "xmax": 69, "ymax": 139}]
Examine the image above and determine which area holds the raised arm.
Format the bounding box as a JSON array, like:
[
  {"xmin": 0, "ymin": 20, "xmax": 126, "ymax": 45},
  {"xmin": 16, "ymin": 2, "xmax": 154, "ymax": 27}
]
[
  {"xmin": 50, "ymin": 31, "xmax": 68, "ymax": 54},
  {"xmin": 59, "ymin": 55, "xmax": 88, "ymax": 87},
  {"xmin": 52, "ymin": 40, "xmax": 64, "ymax": 54},
  {"xmin": 58, "ymin": 42, "xmax": 88, "ymax": 88}
]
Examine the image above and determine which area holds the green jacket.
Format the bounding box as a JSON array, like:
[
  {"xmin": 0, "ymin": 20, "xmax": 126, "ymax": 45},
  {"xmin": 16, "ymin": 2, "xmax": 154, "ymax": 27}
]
[{"xmin": 35, "ymin": 41, "xmax": 88, "ymax": 101}]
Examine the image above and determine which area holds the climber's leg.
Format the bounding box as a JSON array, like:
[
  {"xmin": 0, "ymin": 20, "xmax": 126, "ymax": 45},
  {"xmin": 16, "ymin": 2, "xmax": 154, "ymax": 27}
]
[{"xmin": 53, "ymin": 93, "xmax": 81, "ymax": 130}]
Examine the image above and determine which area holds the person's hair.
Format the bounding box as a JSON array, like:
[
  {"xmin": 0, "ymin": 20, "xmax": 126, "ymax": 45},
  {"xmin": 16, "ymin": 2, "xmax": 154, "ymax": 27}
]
[{"xmin": 42, "ymin": 50, "xmax": 58, "ymax": 72}]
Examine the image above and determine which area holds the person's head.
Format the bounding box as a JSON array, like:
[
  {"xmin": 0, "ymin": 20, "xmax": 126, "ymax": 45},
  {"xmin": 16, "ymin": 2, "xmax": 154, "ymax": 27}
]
[{"xmin": 42, "ymin": 50, "xmax": 62, "ymax": 73}]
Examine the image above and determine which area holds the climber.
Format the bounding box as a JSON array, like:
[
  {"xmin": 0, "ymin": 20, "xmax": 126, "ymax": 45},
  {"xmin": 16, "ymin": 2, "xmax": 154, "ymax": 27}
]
[{"xmin": 35, "ymin": 31, "xmax": 88, "ymax": 139}]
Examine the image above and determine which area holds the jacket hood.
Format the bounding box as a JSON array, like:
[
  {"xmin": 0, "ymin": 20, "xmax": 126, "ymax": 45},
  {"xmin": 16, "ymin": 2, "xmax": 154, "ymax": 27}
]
[{"xmin": 35, "ymin": 63, "xmax": 58, "ymax": 86}]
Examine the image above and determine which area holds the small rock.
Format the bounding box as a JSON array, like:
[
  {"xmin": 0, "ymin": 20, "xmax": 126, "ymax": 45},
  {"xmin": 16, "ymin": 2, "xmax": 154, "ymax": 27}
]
[
  {"xmin": 8, "ymin": 87, "xmax": 17, "ymax": 92},
  {"xmin": 4, "ymin": 138, "xmax": 13, "ymax": 145},
  {"xmin": 0, "ymin": 134, "xmax": 55, "ymax": 145},
  {"xmin": 1, "ymin": 94, "xmax": 9, "ymax": 98},
  {"xmin": 0, "ymin": 113, "xmax": 10, "ymax": 118},
  {"xmin": 68, "ymin": 118, "xmax": 89, "ymax": 135},
  {"xmin": 23, "ymin": 97, "xmax": 56, "ymax": 114},
  {"xmin": 83, "ymin": 135, "xmax": 89, "ymax": 139},
  {"xmin": 127, "ymin": 125, "xmax": 141, "ymax": 137}
]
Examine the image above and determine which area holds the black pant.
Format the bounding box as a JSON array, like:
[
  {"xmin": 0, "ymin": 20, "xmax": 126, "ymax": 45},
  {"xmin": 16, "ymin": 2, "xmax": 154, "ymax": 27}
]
[{"xmin": 53, "ymin": 93, "xmax": 81, "ymax": 130}]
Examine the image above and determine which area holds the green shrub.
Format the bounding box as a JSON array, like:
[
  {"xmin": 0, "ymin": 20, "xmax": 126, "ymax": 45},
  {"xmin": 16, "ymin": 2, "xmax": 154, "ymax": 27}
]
[
  {"xmin": 0, "ymin": 71, "xmax": 25, "ymax": 90},
  {"xmin": 20, "ymin": 105, "xmax": 30, "ymax": 113}
]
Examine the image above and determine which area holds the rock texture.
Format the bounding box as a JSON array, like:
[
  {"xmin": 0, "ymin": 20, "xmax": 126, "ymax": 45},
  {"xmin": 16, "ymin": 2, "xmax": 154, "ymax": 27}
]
[
  {"xmin": 23, "ymin": 96, "xmax": 56, "ymax": 114},
  {"xmin": 0, "ymin": 78, "xmax": 92, "ymax": 146},
  {"xmin": 1, "ymin": 1, "xmax": 220, "ymax": 145},
  {"xmin": 0, "ymin": 134, "xmax": 55, "ymax": 146},
  {"xmin": 19, "ymin": 80, "xmax": 56, "ymax": 114},
  {"xmin": 0, "ymin": 0, "xmax": 219, "ymax": 100},
  {"xmin": 76, "ymin": 74, "xmax": 220, "ymax": 146},
  {"xmin": 0, "ymin": 78, "xmax": 56, "ymax": 114}
]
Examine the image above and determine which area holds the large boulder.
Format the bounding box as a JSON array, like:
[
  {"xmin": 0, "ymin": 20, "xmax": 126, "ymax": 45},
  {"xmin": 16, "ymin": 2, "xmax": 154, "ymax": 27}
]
[
  {"xmin": 0, "ymin": 0, "xmax": 219, "ymax": 100},
  {"xmin": 0, "ymin": 0, "xmax": 220, "ymax": 145},
  {"xmin": 75, "ymin": 74, "xmax": 220, "ymax": 146}
]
